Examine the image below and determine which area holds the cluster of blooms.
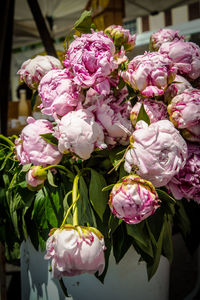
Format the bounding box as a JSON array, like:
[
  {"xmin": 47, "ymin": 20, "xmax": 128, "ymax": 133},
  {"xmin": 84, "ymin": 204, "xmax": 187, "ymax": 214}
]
[{"xmin": 16, "ymin": 25, "xmax": 200, "ymax": 279}]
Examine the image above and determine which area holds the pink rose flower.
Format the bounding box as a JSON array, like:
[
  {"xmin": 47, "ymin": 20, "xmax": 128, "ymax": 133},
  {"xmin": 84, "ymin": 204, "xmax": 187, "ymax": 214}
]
[
  {"xmin": 104, "ymin": 25, "xmax": 136, "ymax": 51},
  {"xmin": 150, "ymin": 29, "xmax": 184, "ymax": 51},
  {"xmin": 45, "ymin": 226, "xmax": 106, "ymax": 279},
  {"xmin": 64, "ymin": 31, "xmax": 118, "ymax": 95},
  {"xmin": 38, "ymin": 69, "xmax": 83, "ymax": 117},
  {"xmin": 15, "ymin": 117, "xmax": 62, "ymax": 166},
  {"xmin": 56, "ymin": 109, "xmax": 106, "ymax": 160},
  {"xmin": 164, "ymin": 75, "xmax": 192, "ymax": 103},
  {"xmin": 168, "ymin": 143, "xmax": 200, "ymax": 203},
  {"xmin": 168, "ymin": 88, "xmax": 200, "ymax": 142},
  {"xmin": 130, "ymin": 99, "xmax": 168, "ymax": 127},
  {"xmin": 17, "ymin": 55, "xmax": 63, "ymax": 89},
  {"xmin": 159, "ymin": 40, "xmax": 200, "ymax": 80},
  {"xmin": 124, "ymin": 120, "xmax": 187, "ymax": 187},
  {"xmin": 121, "ymin": 52, "xmax": 176, "ymax": 97},
  {"xmin": 109, "ymin": 175, "xmax": 160, "ymax": 224}
]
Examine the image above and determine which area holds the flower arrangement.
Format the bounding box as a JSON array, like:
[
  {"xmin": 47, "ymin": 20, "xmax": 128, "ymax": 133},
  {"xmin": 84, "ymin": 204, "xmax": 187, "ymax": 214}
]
[{"xmin": 1, "ymin": 11, "xmax": 200, "ymax": 297}]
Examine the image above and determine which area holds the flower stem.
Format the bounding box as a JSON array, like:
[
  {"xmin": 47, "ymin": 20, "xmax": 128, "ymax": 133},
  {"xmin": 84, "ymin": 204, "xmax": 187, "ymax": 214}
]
[
  {"xmin": 43, "ymin": 164, "xmax": 74, "ymax": 179},
  {"xmin": 60, "ymin": 191, "xmax": 79, "ymax": 227},
  {"xmin": 72, "ymin": 174, "xmax": 80, "ymax": 226},
  {"xmin": 59, "ymin": 278, "xmax": 70, "ymax": 298}
]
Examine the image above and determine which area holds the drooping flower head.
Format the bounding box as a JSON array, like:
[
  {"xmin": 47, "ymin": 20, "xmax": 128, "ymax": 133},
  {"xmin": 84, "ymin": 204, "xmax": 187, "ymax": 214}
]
[
  {"xmin": 15, "ymin": 117, "xmax": 62, "ymax": 166},
  {"xmin": 45, "ymin": 225, "xmax": 106, "ymax": 279},
  {"xmin": 159, "ymin": 40, "xmax": 200, "ymax": 80},
  {"xmin": 64, "ymin": 31, "xmax": 118, "ymax": 95},
  {"xmin": 168, "ymin": 88, "xmax": 200, "ymax": 142},
  {"xmin": 17, "ymin": 55, "xmax": 63, "ymax": 89},
  {"xmin": 124, "ymin": 120, "xmax": 187, "ymax": 187},
  {"xmin": 168, "ymin": 143, "xmax": 200, "ymax": 203},
  {"xmin": 150, "ymin": 28, "xmax": 184, "ymax": 51},
  {"xmin": 109, "ymin": 175, "xmax": 160, "ymax": 224},
  {"xmin": 104, "ymin": 25, "xmax": 136, "ymax": 52},
  {"xmin": 56, "ymin": 109, "xmax": 106, "ymax": 160},
  {"xmin": 38, "ymin": 69, "xmax": 83, "ymax": 117},
  {"xmin": 121, "ymin": 51, "xmax": 177, "ymax": 97}
]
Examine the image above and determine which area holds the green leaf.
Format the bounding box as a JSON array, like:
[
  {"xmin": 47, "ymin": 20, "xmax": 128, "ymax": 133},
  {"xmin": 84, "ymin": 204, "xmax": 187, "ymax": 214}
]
[
  {"xmin": 21, "ymin": 163, "xmax": 32, "ymax": 173},
  {"xmin": 109, "ymin": 145, "xmax": 126, "ymax": 170},
  {"xmin": 136, "ymin": 103, "xmax": 150, "ymax": 125},
  {"xmin": 47, "ymin": 170, "xmax": 57, "ymax": 187},
  {"xmin": 108, "ymin": 214, "xmax": 122, "ymax": 236},
  {"xmin": 102, "ymin": 184, "xmax": 115, "ymax": 192},
  {"xmin": 113, "ymin": 224, "xmax": 133, "ymax": 263},
  {"xmin": 40, "ymin": 133, "xmax": 58, "ymax": 146},
  {"xmin": 175, "ymin": 201, "xmax": 191, "ymax": 238},
  {"xmin": 126, "ymin": 222, "xmax": 153, "ymax": 258},
  {"xmin": 73, "ymin": 10, "xmax": 93, "ymax": 33},
  {"xmin": 156, "ymin": 189, "xmax": 176, "ymax": 204},
  {"xmin": 89, "ymin": 169, "xmax": 108, "ymax": 221},
  {"xmin": 162, "ymin": 218, "xmax": 173, "ymax": 263}
]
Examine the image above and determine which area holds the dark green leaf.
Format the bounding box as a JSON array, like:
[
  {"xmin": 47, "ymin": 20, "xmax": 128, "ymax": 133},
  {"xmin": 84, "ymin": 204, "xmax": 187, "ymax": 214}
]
[
  {"xmin": 136, "ymin": 103, "xmax": 150, "ymax": 125},
  {"xmin": 175, "ymin": 201, "xmax": 191, "ymax": 238},
  {"xmin": 108, "ymin": 214, "xmax": 122, "ymax": 236},
  {"xmin": 40, "ymin": 133, "xmax": 58, "ymax": 146},
  {"xmin": 73, "ymin": 10, "xmax": 93, "ymax": 33},
  {"xmin": 109, "ymin": 145, "xmax": 126, "ymax": 170},
  {"xmin": 89, "ymin": 169, "xmax": 108, "ymax": 220},
  {"xmin": 162, "ymin": 218, "xmax": 173, "ymax": 263},
  {"xmin": 102, "ymin": 184, "xmax": 115, "ymax": 192},
  {"xmin": 113, "ymin": 224, "xmax": 133, "ymax": 263},
  {"xmin": 156, "ymin": 189, "xmax": 176, "ymax": 204}
]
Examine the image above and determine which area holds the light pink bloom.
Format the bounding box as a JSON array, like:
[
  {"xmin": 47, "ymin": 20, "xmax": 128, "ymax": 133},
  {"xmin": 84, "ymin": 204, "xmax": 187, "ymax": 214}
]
[
  {"xmin": 168, "ymin": 143, "xmax": 200, "ymax": 203},
  {"xmin": 45, "ymin": 226, "xmax": 106, "ymax": 279},
  {"xmin": 109, "ymin": 175, "xmax": 160, "ymax": 224},
  {"xmin": 150, "ymin": 29, "xmax": 184, "ymax": 51},
  {"xmin": 168, "ymin": 88, "xmax": 200, "ymax": 142},
  {"xmin": 124, "ymin": 120, "xmax": 187, "ymax": 187},
  {"xmin": 159, "ymin": 40, "xmax": 200, "ymax": 80},
  {"xmin": 15, "ymin": 117, "xmax": 62, "ymax": 166},
  {"xmin": 104, "ymin": 25, "xmax": 136, "ymax": 51},
  {"xmin": 164, "ymin": 75, "xmax": 192, "ymax": 103},
  {"xmin": 26, "ymin": 166, "xmax": 47, "ymax": 190},
  {"xmin": 38, "ymin": 69, "xmax": 83, "ymax": 117},
  {"xmin": 17, "ymin": 55, "xmax": 62, "ymax": 89},
  {"xmin": 130, "ymin": 99, "xmax": 168, "ymax": 127},
  {"xmin": 121, "ymin": 52, "xmax": 176, "ymax": 97},
  {"xmin": 64, "ymin": 31, "xmax": 118, "ymax": 95},
  {"xmin": 56, "ymin": 109, "xmax": 106, "ymax": 160}
]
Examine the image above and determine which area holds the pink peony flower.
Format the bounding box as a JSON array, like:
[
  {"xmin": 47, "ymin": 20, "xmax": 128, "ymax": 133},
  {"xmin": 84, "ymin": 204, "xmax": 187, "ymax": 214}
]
[
  {"xmin": 168, "ymin": 88, "xmax": 200, "ymax": 142},
  {"xmin": 150, "ymin": 29, "xmax": 184, "ymax": 51},
  {"xmin": 121, "ymin": 52, "xmax": 176, "ymax": 97},
  {"xmin": 26, "ymin": 166, "xmax": 47, "ymax": 191},
  {"xmin": 17, "ymin": 55, "xmax": 63, "ymax": 89},
  {"xmin": 130, "ymin": 99, "xmax": 168, "ymax": 127},
  {"xmin": 168, "ymin": 143, "xmax": 200, "ymax": 203},
  {"xmin": 124, "ymin": 120, "xmax": 187, "ymax": 187},
  {"xmin": 108, "ymin": 175, "xmax": 160, "ymax": 224},
  {"xmin": 56, "ymin": 109, "xmax": 106, "ymax": 160},
  {"xmin": 159, "ymin": 40, "xmax": 200, "ymax": 80},
  {"xmin": 104, "ymin": 25, "xmax": 136, "ymax": 51},
  {"xmin": 45, "ymin": 226, "xmax": 106, "ymax": 279},
  {"xmin": 38, "ymin": 69, "xmax": 83, "ymax": 117},
  {"xmin": 15, "ymin": 117, "xmax": 62, "ymax": 166},
  {"xmin": 64, "ymin": 31, "xmax": 118, "ymax": 95},
  {"xmin": 164, "ymin": 75, "xmax": 192, "ymax": 103}
]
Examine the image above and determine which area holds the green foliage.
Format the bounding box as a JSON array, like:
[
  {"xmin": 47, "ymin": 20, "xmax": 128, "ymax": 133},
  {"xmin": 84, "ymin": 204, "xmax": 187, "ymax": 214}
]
[{"xmin": 136, "ymin": 103, "xmax": 150, "ymax": 125}]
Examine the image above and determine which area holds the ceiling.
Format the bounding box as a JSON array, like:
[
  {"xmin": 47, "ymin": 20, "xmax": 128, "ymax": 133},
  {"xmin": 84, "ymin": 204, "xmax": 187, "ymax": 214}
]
[{"xmin": 13, "ymin": 0, "xmax": 198, "ymax": 48}]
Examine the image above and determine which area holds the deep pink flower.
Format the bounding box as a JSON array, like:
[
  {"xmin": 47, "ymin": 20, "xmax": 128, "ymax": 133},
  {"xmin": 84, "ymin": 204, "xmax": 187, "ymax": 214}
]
[
  {"xmin": 168, "ymin": 143, "xmax": 200, "ymax": 203},
  {"xmin": 45, "ymin": 226, "xmax": 106, "ymax": 279},
  {"xmin": 109, "ymin": 175, "xmax": 160, "ymax": 224},
  {"xmin": 168, "ymin": 88, "xmax": 200, "ymax": 142},
  {"xmin": 121, "ymin": 52, "xmax": 176, "ymax": 97},
  {"xmin": 64, "ymin": 31, "xmax": 118, "ymax": 95},
  {"xmin": 164, "ymin": 75, "xmax": 192, "ymax": 103},
  {"xmin": 159, "ymin": 40, "xmax": 200, "ymax": 80},
  {"xmin": 150, "ymin": 29, "xmax": 184, "ymax": 51},
  {"xmin": 38, "ymin": 69, "xmax": 83, "ymax": 117}
]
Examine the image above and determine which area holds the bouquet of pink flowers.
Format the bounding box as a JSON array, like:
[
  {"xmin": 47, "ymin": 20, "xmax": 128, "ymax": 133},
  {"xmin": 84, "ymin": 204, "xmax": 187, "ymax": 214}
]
[{"xmin": 1, "ymin": 11, "xmax": 200, "ymax": 296}]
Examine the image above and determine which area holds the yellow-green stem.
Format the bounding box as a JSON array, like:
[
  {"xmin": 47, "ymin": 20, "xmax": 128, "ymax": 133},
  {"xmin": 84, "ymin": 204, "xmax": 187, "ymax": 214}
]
[{"xmin": 72, "ymin": 174, "xmax": 80, "ymax": 226}]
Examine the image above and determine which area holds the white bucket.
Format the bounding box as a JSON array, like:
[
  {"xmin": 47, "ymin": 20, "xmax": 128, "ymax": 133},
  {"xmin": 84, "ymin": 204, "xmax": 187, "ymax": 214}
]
[{"xmin": 20, "ymin": 239, "xmax": 170, "ymax": 300}]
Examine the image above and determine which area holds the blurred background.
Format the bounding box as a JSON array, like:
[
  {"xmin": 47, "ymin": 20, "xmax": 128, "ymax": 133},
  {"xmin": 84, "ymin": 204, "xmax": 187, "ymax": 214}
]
[{"xmin": 0, "ymin": 0, "xmax": 200, "ymax": 299}]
